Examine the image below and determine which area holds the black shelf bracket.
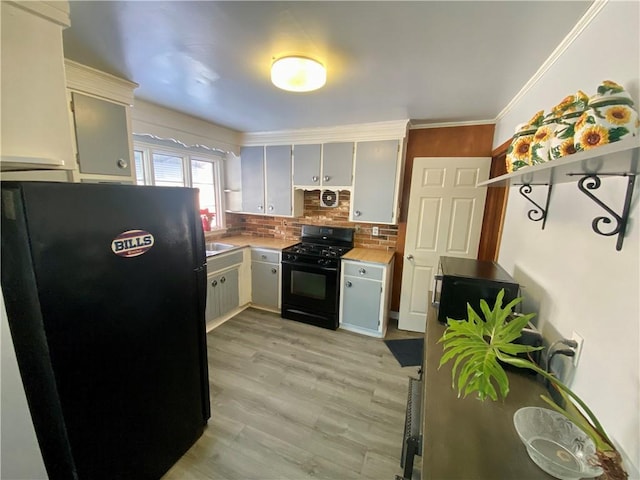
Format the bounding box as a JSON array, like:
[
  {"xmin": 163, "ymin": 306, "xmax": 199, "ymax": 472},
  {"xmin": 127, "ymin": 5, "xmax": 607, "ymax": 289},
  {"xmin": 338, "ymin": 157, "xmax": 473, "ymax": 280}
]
[
  {"xmin": 566, "ymin": 173, "xmax": 637, "ymax": 251},
  {"xmin": 516, "ymin": 184, "xmax": 552, "ymax": 230}
]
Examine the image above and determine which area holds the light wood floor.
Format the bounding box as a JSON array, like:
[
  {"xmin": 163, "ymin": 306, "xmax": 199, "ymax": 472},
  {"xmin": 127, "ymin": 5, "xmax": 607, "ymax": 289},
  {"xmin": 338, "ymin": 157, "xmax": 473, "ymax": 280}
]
[{"xmin": 163, "ymin": 308, "xmax": 422, "ymax": 480}]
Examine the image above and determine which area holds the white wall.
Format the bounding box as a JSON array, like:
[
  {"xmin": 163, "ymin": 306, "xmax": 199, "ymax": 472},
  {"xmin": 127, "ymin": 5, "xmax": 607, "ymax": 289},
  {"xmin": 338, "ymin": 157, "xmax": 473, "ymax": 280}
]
[{"xmin": 495, "ymin": 1, "xmax": 640, "ymax": 472}]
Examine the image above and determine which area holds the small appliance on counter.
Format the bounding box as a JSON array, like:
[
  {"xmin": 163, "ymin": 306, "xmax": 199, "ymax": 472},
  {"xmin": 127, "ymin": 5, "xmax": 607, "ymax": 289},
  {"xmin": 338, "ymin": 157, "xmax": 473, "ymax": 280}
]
[{"xmin": 432, "ymin": 256, "xmax": 520, "ymax": 324}]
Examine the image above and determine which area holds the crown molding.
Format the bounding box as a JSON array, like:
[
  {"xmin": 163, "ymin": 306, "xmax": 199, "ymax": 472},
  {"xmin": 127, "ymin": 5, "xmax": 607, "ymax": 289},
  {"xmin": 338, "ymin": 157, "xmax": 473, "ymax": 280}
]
[
  {"xmin": 7, "ymin": 1, "xmax": 70, "ymax": 27},
  {"xmin": 64, "ymin": 59, "xmax": 138, "ymax": 105},
  {"xmin": 409, "ymin": 119, "xmax": 495, "ymax": 130},
  {"xmin": 242, "ymin": 119, "xmax": 409, "ymax": 146},
  {"xmin": 495, "ymin": 0, "xmax": 608, "ymax": 122}
]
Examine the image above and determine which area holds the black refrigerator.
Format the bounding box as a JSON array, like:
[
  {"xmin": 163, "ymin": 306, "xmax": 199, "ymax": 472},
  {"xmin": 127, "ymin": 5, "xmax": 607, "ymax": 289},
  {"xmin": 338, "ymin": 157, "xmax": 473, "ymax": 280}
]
[{"xmin": 1, "ymin": 181, "xmax": 211, "ymax": 479}]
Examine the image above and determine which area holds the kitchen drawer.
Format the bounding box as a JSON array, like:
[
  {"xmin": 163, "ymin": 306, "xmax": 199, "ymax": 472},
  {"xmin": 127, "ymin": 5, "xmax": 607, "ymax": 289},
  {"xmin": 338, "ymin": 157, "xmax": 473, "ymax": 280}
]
[
  {"xmin": 343, "ymin": 261, "xmax": 383, "ymax": 281},
  {"xmin": 207, "ymin": 250, "xmax": 243, "ymax": 273},
  {"xmin": 251, "ymin": 248, "xmax": 280, "ymax": 263}
]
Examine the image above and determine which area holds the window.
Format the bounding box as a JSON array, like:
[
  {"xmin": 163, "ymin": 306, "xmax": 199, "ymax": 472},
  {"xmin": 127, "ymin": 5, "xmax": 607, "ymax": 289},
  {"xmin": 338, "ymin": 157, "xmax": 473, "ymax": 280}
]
[{"xmin": 134, "ymin": 142, "xmax": 224, "ymax": 230}]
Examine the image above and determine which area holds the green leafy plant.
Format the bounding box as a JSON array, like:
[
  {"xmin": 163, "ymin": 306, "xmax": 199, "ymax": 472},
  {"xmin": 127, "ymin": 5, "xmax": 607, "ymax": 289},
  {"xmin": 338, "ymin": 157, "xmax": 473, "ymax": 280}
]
[{"xmin": 438, "ymin": 289, "xmax": 627, "ymax": 480}]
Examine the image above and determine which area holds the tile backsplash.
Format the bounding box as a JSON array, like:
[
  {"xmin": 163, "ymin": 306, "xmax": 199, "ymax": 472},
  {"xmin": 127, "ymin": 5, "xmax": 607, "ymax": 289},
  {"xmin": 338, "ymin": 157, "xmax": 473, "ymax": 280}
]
[{"xmin": 224, "ymin": 190, "xmax": 398, "ymax": 250}]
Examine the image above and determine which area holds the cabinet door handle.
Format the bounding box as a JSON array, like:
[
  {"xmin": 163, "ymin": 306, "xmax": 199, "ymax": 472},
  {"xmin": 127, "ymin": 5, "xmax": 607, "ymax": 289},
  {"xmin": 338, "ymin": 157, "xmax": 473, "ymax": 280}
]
[
  {"xmin": 261, "ymin": 254, "xmax": 267, "ymax": 260},
  {"xmin": 220, "ymin": 276, "xmax": 226, "ymax": 284},
  {"xmin": 358, "ymin": 268, "xmax": 366, "ymax": 275},
  {"xmin": 324, "ymin": 175, "xmax": 331, "ymax": 182},
  {"xmin": 345, "ymin": 281, "xmax": 352, "ymax": 287},
  {"xmin": 117, "ymin": 158, "xmax": 128, "ymax": 169},
  {"xmin": 258, "ymin": 205, "xmax": 264, "ymax": 211},
  {"xmin": 312, "ymin": 175, "xmax": 319, "ymax": 182},
  {"xmin": 211, "ymin": 280, "xmax": 218, "ymax": 287},
  {"xmin": 268, "ymin": 205, "xmax": 274, "ymax": 211},
  {"xmin": 354, "ymin": 210, "xmax": 361, "ymax": 217},
  {"xmin": 271, "ymin": 268, "xmax": 277, "ymax": 274}
]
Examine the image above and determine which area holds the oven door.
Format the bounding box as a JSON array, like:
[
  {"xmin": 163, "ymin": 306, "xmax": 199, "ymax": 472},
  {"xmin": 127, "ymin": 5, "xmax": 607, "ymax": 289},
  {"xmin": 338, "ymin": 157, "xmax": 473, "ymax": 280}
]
[{"xmin": 281, "ymin": 261, "xmax": 339, "ymax": 314}]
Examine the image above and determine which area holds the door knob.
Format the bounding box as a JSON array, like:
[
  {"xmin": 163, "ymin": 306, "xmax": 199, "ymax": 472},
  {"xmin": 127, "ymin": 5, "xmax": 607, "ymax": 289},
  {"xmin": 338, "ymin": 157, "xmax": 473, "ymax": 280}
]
[
  {"xmin": 271, "ymin": 268, "xmax": 277, "ymax": 274},
  {"xmin": 220, "ymin": 276, "xmax": 226, "ymax": 284},
  {"xmin": 211, "ymin": 280, "xmax": 218, "ymax": 287},
  {"xmin": 346, "ymin": 281, "xmax": 352, "ymax": 287},
  {"xmin": 407, "ymin": 254, "xmax": 414, "ymax": 261},
  {"xmin": 117, "ymin": 158, "xmax": 128, "ymax": 169}
]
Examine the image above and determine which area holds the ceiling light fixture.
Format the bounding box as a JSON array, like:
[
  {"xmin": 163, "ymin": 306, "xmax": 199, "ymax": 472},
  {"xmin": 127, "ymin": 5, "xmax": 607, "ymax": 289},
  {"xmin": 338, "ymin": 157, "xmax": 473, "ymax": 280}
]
[{"xmin": 271, "ymin": 56, "xmax": 326, "ymax": 93}]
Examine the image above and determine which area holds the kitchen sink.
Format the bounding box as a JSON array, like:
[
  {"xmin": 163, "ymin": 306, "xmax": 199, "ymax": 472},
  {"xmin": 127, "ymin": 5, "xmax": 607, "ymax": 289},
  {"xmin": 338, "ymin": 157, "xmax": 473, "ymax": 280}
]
[{"xmin": 205, "ymin": 242, "xmax": 235, "ymax": 257}]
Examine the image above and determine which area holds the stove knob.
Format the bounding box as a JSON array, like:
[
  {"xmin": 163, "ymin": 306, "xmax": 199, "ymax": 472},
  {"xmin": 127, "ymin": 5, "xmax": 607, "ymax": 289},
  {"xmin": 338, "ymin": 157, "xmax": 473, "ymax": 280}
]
[{"xmin": 291, "ymin": 255, "xmax": 298, "ymax": 262}]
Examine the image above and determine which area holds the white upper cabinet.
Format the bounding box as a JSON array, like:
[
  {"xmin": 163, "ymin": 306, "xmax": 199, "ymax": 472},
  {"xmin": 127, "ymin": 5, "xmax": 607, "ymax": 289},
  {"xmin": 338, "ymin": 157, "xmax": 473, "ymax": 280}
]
[
  {"xmin": 1, "ymin": 1, "xmax": 75, "ymax": 170},
  {"xmin": 351, "ymin": 139, "xmax": 402, "ymax": 224},
  {"xmin": 293, "ymin": 142, "xmax": 354, "ymax": 189}
]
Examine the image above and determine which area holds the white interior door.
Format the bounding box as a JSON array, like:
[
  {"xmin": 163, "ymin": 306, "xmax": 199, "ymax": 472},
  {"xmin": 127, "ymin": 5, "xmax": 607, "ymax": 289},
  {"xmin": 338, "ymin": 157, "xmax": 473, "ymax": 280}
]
[{"xmin": 398, "ymin": 157, "xmax": 491, "ymax": 332}]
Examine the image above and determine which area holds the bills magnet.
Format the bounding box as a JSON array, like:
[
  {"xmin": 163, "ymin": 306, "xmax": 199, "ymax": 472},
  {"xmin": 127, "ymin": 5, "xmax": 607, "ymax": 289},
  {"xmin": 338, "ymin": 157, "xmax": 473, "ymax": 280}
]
[{"xmin": 111, "ymin": 230, "xmax": 154, "ymax": 257}]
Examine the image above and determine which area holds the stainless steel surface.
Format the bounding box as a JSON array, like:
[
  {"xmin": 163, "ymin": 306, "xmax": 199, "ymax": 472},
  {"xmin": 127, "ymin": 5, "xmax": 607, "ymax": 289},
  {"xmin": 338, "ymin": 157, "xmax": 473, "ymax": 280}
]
[{"xmin": 205, "ymin": 243, "xmax": 241, "ymax": 257}]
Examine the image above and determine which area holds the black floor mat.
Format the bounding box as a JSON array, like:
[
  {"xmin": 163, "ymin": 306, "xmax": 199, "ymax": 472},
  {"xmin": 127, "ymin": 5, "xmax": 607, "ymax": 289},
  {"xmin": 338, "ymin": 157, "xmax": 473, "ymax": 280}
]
[{"xmin": 384, "ymin": 337, "xmax": 424, "ymax": 367}]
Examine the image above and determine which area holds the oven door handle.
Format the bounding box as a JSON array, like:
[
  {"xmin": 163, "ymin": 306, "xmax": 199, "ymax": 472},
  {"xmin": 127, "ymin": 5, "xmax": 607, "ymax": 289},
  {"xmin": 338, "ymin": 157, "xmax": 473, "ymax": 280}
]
[{"xmin": 281, "ymin": 261, "xmax": 337, "ymax": 273}]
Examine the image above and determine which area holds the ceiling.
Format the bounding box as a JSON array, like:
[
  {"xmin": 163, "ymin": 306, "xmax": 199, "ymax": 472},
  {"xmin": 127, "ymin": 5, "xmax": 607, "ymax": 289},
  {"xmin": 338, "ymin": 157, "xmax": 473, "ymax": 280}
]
[{"xmin": 62, "ymin": 1, "xmax": 593, "ymax": 134}]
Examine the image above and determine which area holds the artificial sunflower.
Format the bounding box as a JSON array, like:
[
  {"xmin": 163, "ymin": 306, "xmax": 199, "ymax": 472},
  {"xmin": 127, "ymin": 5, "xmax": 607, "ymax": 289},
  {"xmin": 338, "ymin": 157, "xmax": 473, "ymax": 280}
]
[
  {"xmin": 558, "ymin": 138, "xmax": 577, "ymax": 157},
  {"xmin": 579, "ymin": 125, "xmax": 609, "ymax": 149},
  {"xmin": 574, "ymin": 113, "xmax": 589, "ymax": 132},
  {"xmin": 605, "ymin": 106, "xmax": 632, "ymax": 126},
  {"xmin": 598, "ymin": 80, "xmax": 624, "ymax": 95},
  {"xmin": 511, "ymin": 136, "xmax": 532, "ymax": 162},
  {"xmin": 533, "ymin": 125, "xmax": 553, "ymax": 142}
]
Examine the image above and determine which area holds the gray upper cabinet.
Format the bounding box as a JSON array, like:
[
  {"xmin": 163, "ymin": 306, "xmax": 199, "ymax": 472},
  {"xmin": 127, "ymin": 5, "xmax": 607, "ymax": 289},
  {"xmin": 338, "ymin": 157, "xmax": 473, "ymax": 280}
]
[
  {"xmin": 241, "ymin": 145, "xmax": 298, "ymax": 216},
  {"xmin": 351, "ymin": 139, "xmax": 401, "ymax": 224},
  {"xmin": 293, "ymin": 144, "xmax": 321, "ymax": 187},
  {"xmin": 71, "ymin": 92, "xmax": 131, "ymax": 177},
  {"xmin": 240, "ymin": 146, "xmax": 265, "ymax": 214},
  {"xmin": 322, "ymin": 142, "xmax": 353, "ymax": 187},
  {"xmin": 293, "ymin": 142, "xmax": 353, "ymax": 188},
  {"xmin": 265, "ymin": 145, "xmax": 292, "ymax": 216}
]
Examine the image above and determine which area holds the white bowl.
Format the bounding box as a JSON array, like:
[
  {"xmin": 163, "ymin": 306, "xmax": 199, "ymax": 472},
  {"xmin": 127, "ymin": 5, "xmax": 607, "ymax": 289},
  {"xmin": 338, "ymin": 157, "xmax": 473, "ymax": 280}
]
[{"xmin": 513, "ymin": 407, "xmax": 603, "ymax": 480}]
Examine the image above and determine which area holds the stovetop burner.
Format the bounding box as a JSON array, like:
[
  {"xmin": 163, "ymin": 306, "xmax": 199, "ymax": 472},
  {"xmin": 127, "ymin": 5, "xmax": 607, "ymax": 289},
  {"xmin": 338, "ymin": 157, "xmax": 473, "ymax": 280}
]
[
  {"xmin": 287, "ymin": 243, "xmax": 352, "ymax": 258},
  {"xmin": 281, "ymin": 225, "xmax": 355, "ymax": 267}
]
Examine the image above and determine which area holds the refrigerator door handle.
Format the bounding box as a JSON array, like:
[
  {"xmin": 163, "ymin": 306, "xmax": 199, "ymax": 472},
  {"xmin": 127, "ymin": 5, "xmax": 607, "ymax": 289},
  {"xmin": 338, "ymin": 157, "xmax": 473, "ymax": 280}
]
[{"xmin": 432, "ymin": 274, "xmax": 443, "ymax": 308}]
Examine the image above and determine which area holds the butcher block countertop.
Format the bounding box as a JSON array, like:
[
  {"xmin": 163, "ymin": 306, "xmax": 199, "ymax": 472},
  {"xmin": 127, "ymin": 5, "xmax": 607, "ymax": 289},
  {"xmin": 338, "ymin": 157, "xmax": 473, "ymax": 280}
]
[
  {"xmin": 207, "ymin": 234, "xmax": 299, "ymax": 251},
  {"xmin": 342, "ymin": 248, "xmax": 394, "ymax": 265}
]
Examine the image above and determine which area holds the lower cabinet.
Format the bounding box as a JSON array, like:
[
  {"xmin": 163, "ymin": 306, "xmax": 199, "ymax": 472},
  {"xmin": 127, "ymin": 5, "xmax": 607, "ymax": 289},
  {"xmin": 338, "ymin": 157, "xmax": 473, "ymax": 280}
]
[
  {"xmin": 340, "ymin": 259, "xmax": 393, "ymax": 337},
  {"xmin": 205, "ymin": 249, "xmax": 244, "ymax": 327},
  {"xmin": 206, "ymin": 267, "xmax": 240, "ymax": 322},
  {"xmin": 251, "ymin": 248, "xmax": 281, "ymax": 311}
]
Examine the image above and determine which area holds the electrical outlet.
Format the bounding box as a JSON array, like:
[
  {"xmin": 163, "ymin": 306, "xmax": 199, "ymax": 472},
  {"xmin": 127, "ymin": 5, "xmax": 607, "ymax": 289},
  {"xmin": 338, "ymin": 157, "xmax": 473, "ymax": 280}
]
[
  {"xmin": 571, "ymin": 331, "xmax": 584, "ymax": 367},
  {"xmin": 372, "ymin": 226, "xmax": 379, "ymax": 236}
]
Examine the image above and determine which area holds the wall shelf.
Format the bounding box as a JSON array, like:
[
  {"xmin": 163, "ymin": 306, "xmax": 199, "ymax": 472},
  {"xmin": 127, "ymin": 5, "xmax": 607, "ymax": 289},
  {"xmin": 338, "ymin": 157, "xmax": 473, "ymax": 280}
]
[
  {"xmin": 479, "ymin": 136, "xmax": 640, "ymax": 187},
  {"xmin": 479, "ymin": 136, "xmax": 639, "ymax": 251}
]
